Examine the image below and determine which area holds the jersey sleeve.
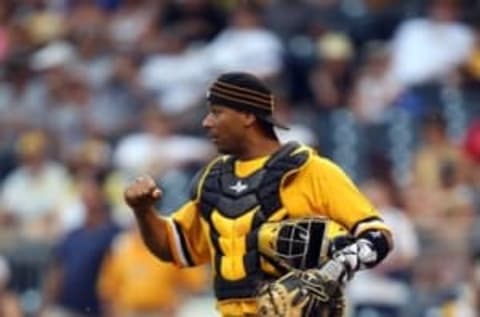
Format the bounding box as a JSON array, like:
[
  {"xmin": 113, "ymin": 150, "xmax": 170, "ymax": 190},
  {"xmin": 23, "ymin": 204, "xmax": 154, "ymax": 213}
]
[
  {"xmin": 163, "ymin": 201, "xmax": 211, "ymax": 268},
  {"xmin": 164, "ymin": 158, "xmax": 224, "ymax": 267},
  {"xmin": 308, "ymin": 156, "xmax": 391, "ymax": 237}
]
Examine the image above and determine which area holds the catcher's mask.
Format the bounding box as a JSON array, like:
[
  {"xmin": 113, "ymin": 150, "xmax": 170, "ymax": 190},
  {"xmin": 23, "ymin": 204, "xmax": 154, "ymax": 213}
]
[{"xmin": 258, "ymin": 217, "xmax": 330, "ymax": 271}]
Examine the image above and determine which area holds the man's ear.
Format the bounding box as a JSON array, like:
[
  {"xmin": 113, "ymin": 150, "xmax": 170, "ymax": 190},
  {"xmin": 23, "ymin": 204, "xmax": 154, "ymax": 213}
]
[{"xmin": 243, "ymin": 112, "xmax": 257, "ymax": 127}]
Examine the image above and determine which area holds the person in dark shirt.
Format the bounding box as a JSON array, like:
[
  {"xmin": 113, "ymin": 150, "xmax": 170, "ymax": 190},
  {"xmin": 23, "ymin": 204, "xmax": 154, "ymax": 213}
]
[{"xmin": 40, "ymin": 174, "xmax": 122, "ymax": 317}]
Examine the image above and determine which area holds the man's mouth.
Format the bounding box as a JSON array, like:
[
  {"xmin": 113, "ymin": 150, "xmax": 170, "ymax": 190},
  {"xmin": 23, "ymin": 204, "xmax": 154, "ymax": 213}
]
[{"xmin": 208, "ymin": 133, "xmax": 218, "ymax": 141}]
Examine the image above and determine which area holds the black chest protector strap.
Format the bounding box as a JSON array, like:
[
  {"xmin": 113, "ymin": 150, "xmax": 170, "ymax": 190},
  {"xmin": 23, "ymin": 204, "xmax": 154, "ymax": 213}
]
[{"xmin": 197, "ymin": 142, "xmax": 310, "ymax": 300}]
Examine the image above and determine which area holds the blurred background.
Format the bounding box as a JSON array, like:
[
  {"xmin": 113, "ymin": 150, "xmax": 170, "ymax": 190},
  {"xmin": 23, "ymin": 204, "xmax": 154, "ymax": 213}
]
[{"xmin": 0, "ymin": 0, "xmax": 479, "ymax": 316}]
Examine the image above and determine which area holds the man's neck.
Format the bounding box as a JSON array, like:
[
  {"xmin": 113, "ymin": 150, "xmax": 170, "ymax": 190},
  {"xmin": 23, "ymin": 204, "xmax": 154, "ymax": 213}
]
[{"xmin": 236, "ymin": 138, "xmax": 282, "ymax": 161}]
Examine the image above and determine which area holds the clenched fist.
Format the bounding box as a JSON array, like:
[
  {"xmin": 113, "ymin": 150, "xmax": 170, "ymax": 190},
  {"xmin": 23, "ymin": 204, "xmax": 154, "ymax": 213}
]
[{"xmin": 124, "ymin": 175, "xmax": 163, "ymax": 214}]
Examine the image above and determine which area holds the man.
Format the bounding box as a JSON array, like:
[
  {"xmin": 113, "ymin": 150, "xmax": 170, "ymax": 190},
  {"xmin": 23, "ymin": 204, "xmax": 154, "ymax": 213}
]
[
  {"xmin": 124, "ymin": 72, "xmax": 393, "ymax": 317},
  {"xmin": 97, "ymin": 217, "xmax": 209, "ymax": 317},
  {"xmin": 40, "ymin": 175, "xmax": 122, "ymax": 317}
]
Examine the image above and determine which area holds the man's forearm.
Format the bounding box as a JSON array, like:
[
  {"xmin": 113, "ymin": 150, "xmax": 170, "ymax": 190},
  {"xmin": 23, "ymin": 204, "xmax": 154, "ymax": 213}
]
[
  {"xmin": 134, "ymin": 207, "xmax": 174, "ymax": 262},
  {"xmin": 320, "ymin": 229, "xmax": 393, "ymax": 284}
]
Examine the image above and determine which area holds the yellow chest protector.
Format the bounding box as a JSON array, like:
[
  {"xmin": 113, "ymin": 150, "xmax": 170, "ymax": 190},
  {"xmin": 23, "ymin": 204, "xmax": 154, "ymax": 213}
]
[{"xmin": 196, "ymin": 142, "xmax": 311, "ymax": 300}]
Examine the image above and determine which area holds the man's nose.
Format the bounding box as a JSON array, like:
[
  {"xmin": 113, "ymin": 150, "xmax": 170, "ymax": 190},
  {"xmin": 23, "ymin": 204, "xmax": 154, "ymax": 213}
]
[{"xmin": 202, "ymin": 113, "xmax": 213, "ymax": 129}]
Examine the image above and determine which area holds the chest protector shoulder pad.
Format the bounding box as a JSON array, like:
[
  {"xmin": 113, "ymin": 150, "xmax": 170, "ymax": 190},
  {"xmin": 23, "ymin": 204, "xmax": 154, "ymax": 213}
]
[{"xmin": 198, "ymin": 141, "xmax": 310, "ymax": 221}]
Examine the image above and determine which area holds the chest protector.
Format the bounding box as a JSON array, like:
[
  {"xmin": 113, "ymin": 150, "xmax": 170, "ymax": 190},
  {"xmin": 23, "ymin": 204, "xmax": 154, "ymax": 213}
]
[{"xmin": 197, "ymin": 142, "xmax": 310, "ymax": 300}]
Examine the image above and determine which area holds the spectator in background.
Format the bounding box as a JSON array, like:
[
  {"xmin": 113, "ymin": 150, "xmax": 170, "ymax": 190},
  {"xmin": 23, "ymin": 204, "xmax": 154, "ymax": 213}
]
[
  {"xmin": 0, "ymin": 130, "xmax": 73, "ymax": 246},
  {"xmin": 4, "ymin": 19, "xmax": 32, "ymax": 59},
  {"xmin": 70, "ymin": 28, "xmax": 113, "ymax": 91},
  {"xmin": 139, "ymin": 26, "xmax": 211, "ymax": 115},
  {"xmin": 263, "ymin": 0, "xmax": 313, "ymax": 43},
  {"xmin": 0, "ymin": 255, "xmax": 22, "ymax": 317},
  {"xmin": 89, "ymin": 52, "xmax": 146, "ymax": 141},
  {"xmin": 413, "ymin": 111, "xmax": 467, "ymax": 191},
  {"xmin": 438, "ymin": 179, "xmax": 475, "ymax": 252},
  {"xmin": 98, "ymin": 220, "xmax": 209, "ymax": 317},
  {"xmin": 404, "ymin": 174, "xmax": 478, "ymax": 257},
  {"xmin": 409, "ymin": 112, "xmax": 472, "ymax": 243},
  {"xmin": 58, "ymin": 137, "xmax": 113, "ymax": 232},
  {"xmin": 22, "ymin": 0, "xmax": 65, "ymax": 48},
  {"xmin": 66, "ymin": 0, "xmax": 106, "ymax": 38},
  {"xmin": 206, "ymin": 3, "xmax": 283, "ymax": 78},
  {"xmin": 308, "ymin": 31, "xmax": 356, "ymax": 156},
  {"xmin": 348, "ymin": 178, "xmax": 419, "ymax": 317},
  {"xmin": 66, "ymin": 137, "xmax": 112, "ymax": 181},
  {"xmin": 350, "ymin": 41, "xmax": 401, "ymax": 124},
  {"xmin": 0, "ymin": 56, "xmax": 49, "ymax": 142},
  {"xmin": 309, "ymin": 32, "xmax": 355, "ymax": 110},
  {"xmin": 0, "ymin": 130, "xmax": 74, "ymax": 302},
  {"xmin": 389, "ymin": 0, "xmax": 474, "ymax": 87},
  {"xmin": 410, "ymin": 244, "xmax": 475, "ymax": 317},
  {"xmin": 112, "ymin": 106, "xmax": 214, "ymax": 177},
  {"xmin": 45, "ymin": 71, "xmax": 95, "ymax": 157},
  {"xmin": 347, "ymin": 0, "xmax": 404, "ymax": 45},
  {"xmin": 108, "ymin": 0, "xmax": 158, "ymax": 51},
  {"xmin": 161, "ymin": 0, "xmax": 226, "ymax": 44},
  {"xmin": 40, "ymin": 174, "xmax": 121, "ymax": 317}
]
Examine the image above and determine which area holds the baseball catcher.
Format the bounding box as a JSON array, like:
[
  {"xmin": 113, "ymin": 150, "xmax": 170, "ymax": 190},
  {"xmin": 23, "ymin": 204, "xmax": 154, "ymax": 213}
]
[{"xmin": 124, "ymin": 73, "xmax": 393, "ymax": 317}]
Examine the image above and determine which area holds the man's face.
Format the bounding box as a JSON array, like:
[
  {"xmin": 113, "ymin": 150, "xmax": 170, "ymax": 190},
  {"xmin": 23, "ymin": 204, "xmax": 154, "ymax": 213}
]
[{"xmin": 202, "ymin": 105, "xmax": 248, "ymax": 154}]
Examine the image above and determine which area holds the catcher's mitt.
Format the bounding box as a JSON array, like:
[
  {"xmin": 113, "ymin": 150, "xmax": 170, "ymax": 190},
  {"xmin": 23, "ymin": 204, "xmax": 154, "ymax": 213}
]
[{"xmin": 256, "ymin": 268, "xmax": 345, "ymax": 317}]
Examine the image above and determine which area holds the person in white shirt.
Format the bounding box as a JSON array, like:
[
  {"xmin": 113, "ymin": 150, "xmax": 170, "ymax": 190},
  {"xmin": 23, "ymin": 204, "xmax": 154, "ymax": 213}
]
[{"xmin": 390, "ymin": 0, "xmax": 474, "ymax": 87}]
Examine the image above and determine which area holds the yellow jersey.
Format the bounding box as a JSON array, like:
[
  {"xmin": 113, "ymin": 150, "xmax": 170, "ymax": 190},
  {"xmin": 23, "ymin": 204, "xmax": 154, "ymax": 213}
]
[
  {"xmin": 98, "ymin": 229, "xmax": 208, "ymax": 313},
  {"xmin": 163, "ymin": 143, "xmax": 390, "ymax": 316}
]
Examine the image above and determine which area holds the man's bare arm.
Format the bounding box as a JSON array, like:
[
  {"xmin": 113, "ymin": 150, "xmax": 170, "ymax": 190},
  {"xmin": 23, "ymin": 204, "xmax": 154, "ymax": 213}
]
[{"xmin": 124, "ymin": 175, "xmax": 173, "ymax": 262}]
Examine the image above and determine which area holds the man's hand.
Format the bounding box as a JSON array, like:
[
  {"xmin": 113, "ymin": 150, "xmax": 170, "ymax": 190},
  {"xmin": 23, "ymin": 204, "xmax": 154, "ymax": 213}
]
[
  {"xmin": 124, "ymin": 175, "xmax": 162, "ymax": 214},
  {"xmin": 320, "ymin": 238, "xmax": 379, "ymax": 285}
]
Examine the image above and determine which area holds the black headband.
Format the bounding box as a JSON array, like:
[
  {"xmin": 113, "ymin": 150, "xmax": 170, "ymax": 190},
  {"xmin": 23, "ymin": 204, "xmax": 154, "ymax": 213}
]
[{"xmin": 206, "ymin": 72, "xmax": 289, "ymax": 130}]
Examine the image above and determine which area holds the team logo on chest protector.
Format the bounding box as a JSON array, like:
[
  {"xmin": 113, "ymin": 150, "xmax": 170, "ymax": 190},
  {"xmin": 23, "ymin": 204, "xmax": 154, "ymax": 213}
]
[{"xmin": 229, "ymin": 180, "xmax": 248, "ymax": 194}]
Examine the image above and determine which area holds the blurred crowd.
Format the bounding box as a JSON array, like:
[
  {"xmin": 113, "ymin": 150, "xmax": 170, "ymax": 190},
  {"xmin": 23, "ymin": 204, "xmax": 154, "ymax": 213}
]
[{"xmin": 0, "ymin": 0, "xmax": 480, "ymax": 316}]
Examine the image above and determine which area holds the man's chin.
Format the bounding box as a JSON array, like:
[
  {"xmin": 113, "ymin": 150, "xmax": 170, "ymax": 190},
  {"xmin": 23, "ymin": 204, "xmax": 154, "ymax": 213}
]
[
  {"xmin": 216, "ymin": 148, "xmax": 228, "ymax": 155},
  {"xmin": 215, "ymin": 145, "xmax": 231, "ymax": 155}
]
